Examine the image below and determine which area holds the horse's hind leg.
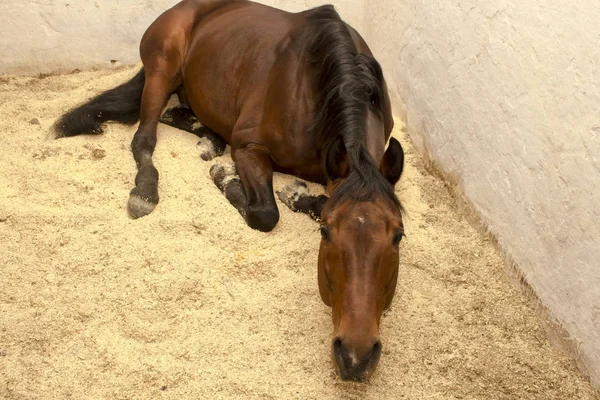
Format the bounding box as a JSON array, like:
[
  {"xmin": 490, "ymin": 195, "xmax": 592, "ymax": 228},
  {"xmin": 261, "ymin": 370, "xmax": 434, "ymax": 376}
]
[
  {"xmin": 277, "ymin": 181, "xmax": 328, "ymax": 222},
  {"xmin": 160, "ymin": 105, "xmax": 226, "ymax": 161},
  {"xmin": 128, "ymin": 73, "xmax": 174, "ymax": 218},
  {"xmin": 128, "ymin": 2, "xmax": 198, "ymax": 218}
]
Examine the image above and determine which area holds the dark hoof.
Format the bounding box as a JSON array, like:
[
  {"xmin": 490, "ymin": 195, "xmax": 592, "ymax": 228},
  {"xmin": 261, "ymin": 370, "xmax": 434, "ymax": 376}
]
[
  {"xmin": 246, "ymin": 206, "xmax": 279, "ymax": 232},
  {"xmin": 127, "ymin": 194, "xmax": 157, "ymax": 219},
  {"xmin": 210, "ymin": 163, "xmax": 237, "ymax": 191},
  {"xmin": 276, "ymin": 180, "xmax": 309, "ymax": 211},
  {"xmin": 128, "ymin": 182, "xmax": 158, "ymax": 219}
]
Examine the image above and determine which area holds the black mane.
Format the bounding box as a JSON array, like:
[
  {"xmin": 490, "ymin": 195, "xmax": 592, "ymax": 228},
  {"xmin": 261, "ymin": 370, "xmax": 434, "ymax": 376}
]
[{"xmin": 305, "ymin": 5, "xmax": 401, "ymax": 209}]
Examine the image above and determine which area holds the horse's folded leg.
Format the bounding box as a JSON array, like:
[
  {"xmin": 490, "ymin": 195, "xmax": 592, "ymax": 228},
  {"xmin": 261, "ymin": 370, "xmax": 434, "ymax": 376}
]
[
  {"xmin": 160, "ymin": 107, "xmax": 226, "ymax": 160},
  {"xmin": 277, "ymin": 180, "xmax": 309, "ymax": 211},
  {"xmin": 209, "ymin": 162, "xmax": 237, "ymax": 190},
  {"xmin": 295, "ymin": 194, "xmax": 328, "ymax": 222},
  {"xmin": 196, "ymin": 127, "xmax": 227, "ymax": 161},
  {"xmin": 234, "ymin": 147, "xmax": 279, "ymax": 232},
  {"xmin": 277, "ymin": 180, "xmax": 328, "ymax": 222},
  {"xmin": 210, "ymin": 163, "xmax": 247, "ymax": 217},
  {"xmin": 159, "ymin": 105, "xmax": 200, "ymax": 133},
  {"xmin": 224, "ymin": 179, "xmax": 247, "ymax": 217}
]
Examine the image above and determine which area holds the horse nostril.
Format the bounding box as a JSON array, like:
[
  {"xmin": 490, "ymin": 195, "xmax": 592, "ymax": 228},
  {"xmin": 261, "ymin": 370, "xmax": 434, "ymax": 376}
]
[
  {"xmin": 333, "ymin": 337, "xmax": 344, "ymax": 358},
  {"xmin": 371, "ymin": 340, "xmax": 382, "ymax": 363}
]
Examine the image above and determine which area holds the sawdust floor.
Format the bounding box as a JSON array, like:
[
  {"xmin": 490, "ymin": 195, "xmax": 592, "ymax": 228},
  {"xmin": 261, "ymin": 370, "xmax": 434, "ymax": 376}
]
[{"xmin": 0, "ymin": 66, "xmax": 597, "ymax": 399}]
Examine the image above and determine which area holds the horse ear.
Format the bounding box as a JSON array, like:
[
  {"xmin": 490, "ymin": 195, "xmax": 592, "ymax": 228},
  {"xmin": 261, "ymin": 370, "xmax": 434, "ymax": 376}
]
[
  {"xmin": 379, "ymin": 137, "xmax": 404, "ymax": 185},
  {"xmin": 325, "ymin": 137, "xmax": 349, "ymax": 180}
]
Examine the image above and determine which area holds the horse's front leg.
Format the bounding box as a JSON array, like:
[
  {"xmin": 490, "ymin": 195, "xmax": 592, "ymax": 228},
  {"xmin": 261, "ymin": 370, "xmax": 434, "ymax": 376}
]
[
  {"xmin": 211, "ymin": 145, "xmax": 279, "ymax": 232},
  {"xmin": 277, "ymin": 181, "xmax": 328, "ymax": 222}
]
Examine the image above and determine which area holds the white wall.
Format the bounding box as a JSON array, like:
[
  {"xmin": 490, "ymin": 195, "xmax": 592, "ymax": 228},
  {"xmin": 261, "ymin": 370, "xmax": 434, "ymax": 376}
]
[
  {"xmin": 0, "ymin": 1, "xmax": 181, "ymax": 74},
  {"xmin": 2, "ymin": 0, "xmax": 599, "ymax": 389},
  {"xmin": 363, "ymin": 0, "xmax": 600, "ymax": 387},
  {"xmin": 0, "ymin": 0, "xmax": 365, "ymax": 75}
]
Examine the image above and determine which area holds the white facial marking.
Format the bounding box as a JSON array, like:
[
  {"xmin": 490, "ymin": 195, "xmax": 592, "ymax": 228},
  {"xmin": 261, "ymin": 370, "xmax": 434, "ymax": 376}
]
[
  {"xmin": 358, "ymin": 216, "xmax": 365, "ymax": 224},
  {"xmin": 349, "ymin": 351, "xmax": 359, "ymax": 367}
]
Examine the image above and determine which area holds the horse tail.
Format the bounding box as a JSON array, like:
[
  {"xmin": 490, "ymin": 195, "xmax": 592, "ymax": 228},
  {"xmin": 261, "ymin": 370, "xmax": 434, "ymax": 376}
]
[{"xmin": 54, "ymin": 68, "xmax": 145, "ymax": 137}]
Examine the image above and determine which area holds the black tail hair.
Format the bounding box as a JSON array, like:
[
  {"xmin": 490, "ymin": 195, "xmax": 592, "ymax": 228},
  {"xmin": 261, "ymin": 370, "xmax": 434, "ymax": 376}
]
[{"xmin": 54, "ymin": 68, "xmax": 146, "ymax": 137}]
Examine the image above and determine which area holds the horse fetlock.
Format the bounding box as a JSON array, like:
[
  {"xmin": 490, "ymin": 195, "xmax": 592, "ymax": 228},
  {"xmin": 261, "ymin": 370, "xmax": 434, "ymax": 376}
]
[
  {"xmin": 130, "ymin": 180, "xmax": 159, "ymax": 201},
  {"xmin": 277, "ymin": 180, "xmax": 310, "ymax": 211},
  {"xmin": 134, "ymin": 164, "xmax": 159, "ymax": 186},
  {"xmin": 209, "ymin": 163, "xmax": 237, "ymax": 191},
  {"xmin": 197, "ymin": 137, "xmax": 218, "ymax": 161},
  {"xmin": 197, "ymin": 128, "xmax": 227, "ymax": 159}
]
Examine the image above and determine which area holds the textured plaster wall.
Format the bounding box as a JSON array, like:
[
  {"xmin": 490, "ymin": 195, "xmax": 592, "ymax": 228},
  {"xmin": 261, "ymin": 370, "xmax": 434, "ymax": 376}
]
[
  {"xmin": 364, "ymin": 0, "xmax": 600, "ymax": 387},
  {"xmin": 0, "ymin": 1, "xmax": 180, "ymax": 74},
  {"xmin": 2, "ymin": 0, "xmax": 599, "ymax": 389},
  {"xmin": 0, "ymin": 0, "xmax": 365, "ymax": 75}
]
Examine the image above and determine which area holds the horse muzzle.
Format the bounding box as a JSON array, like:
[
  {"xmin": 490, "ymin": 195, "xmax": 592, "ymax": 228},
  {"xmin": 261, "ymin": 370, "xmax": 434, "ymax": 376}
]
[{"xmin": 332, "ymin": 335, "xmax": 382, "ymax": 382}]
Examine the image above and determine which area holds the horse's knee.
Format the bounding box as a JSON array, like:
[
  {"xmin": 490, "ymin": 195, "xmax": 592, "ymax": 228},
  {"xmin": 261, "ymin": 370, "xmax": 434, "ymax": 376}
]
[{"xmin": 246, "ymin": 204, "xmax": 279, "ymax": 232}]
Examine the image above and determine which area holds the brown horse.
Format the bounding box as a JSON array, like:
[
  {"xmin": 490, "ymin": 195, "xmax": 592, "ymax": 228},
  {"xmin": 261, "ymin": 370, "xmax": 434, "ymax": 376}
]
[{"xmin": 54, "ymin": 0, "xmax": 405, "ymax": 382}]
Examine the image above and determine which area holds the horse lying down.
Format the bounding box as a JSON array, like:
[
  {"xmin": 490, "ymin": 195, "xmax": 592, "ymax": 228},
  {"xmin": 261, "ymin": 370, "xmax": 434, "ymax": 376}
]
[{"xmin": 54, "ymin": 0, "xmax": 406, "ymax": 382}]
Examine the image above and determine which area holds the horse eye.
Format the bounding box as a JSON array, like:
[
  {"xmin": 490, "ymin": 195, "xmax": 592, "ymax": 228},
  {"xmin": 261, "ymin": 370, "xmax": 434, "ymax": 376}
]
[
  {"xmin": 393, "ymin": 230, "xmax": 405, "ymax": 245},
  {"xmin": 370, "ymin": 95, "xmax": 377, "ymax": 106},
  {"xmin": 320, "ymin": 225, "xmax": 331, "ymax": 241}
]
